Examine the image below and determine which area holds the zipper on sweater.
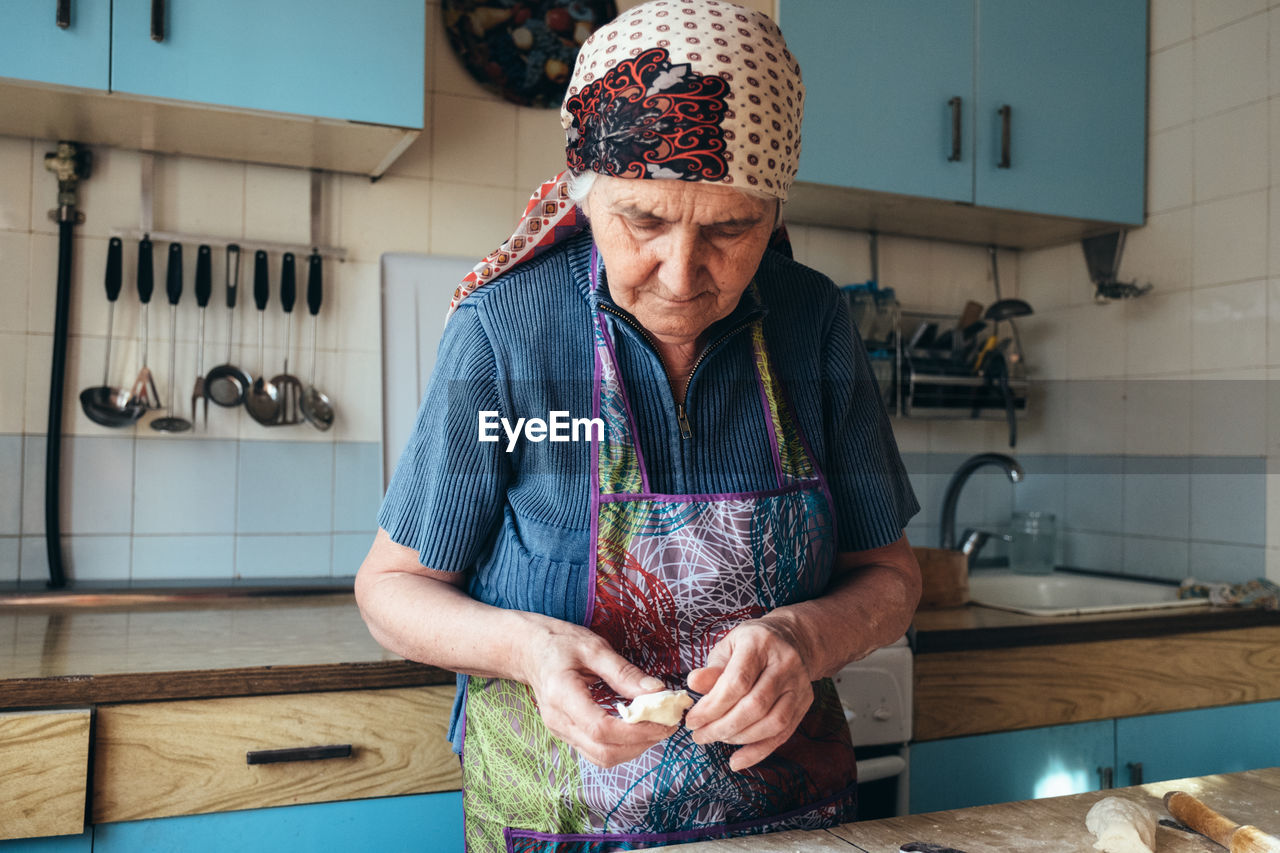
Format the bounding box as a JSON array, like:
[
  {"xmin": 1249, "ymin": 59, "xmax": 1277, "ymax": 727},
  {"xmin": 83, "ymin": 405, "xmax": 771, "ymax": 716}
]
[{"xmin": 598, "ymin": 303, "xmax": 756, "ymax": 441}]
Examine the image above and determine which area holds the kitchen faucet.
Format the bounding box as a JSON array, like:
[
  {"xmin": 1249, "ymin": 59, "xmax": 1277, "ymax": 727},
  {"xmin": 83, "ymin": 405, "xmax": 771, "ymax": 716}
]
[{"xmin": 938, "ymin": 453, "xmax": 1025, "ymax": 550}]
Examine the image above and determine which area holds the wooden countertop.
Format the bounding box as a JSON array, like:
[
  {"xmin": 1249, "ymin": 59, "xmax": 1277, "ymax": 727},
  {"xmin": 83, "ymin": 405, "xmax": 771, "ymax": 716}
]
[
  {"xmin": 660, "ymin": 767, "xmax": 1280, "ymax": 852},
  {"xmin": 912, "ymin": 601, "xmax": 1280, "ymax": 653},
  {"xmin": 0, "ymin": 593, "xmax": 453, "ymax": 709}
]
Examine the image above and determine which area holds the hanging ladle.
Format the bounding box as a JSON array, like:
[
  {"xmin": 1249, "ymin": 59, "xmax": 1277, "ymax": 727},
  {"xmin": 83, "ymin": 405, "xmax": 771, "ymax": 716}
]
[
  {"xmin": 80, "ymin": 237, "xmax": 146, "ymax": 427},
  {"xmin": 128, "ymin": 235, "xmax": 162, "ymax": 409},
  {"xmin": 245, "ymin": 249, "xmax": 281, "ymax": 425},
  {"xmin": 151, "ymin": 243, "xmax": 192, "ymax": 433},
  {"xmin": 300, "ymin": 251, "xmax": 334, "ymax": 431},
  {"xmin": 984, "ymin": 247, "xmax": 1033, "ymax": 364},
  {"xmin": 205, "ymin": 244, "xmax": 251, "ymax": 408}
]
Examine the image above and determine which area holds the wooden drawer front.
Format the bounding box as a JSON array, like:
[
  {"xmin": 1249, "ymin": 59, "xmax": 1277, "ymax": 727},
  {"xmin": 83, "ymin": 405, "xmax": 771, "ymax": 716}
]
[
  {"xmin": 0, "ymin": 708, "xmax": 91, "ymax": 840},
  {"xmin": 92, "ymin": 686, "xmax": 460, "ymax": 823}
]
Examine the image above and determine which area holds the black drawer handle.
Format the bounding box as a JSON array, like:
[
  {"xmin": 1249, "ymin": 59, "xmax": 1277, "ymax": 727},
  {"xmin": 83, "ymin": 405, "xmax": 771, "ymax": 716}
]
[
  {"xmin": 947, "ymin": 96, "xmax": 962, "ymax": 162},
  {"xmin": 57, "ymin": 0, "xmax": 71, "ymax": 29},
  {"xmin": 150, "ymin": 0, "xmax": 165, "ymax": 41},
  {"xmin": 246, "ymin": 744, "xmax": 353, "ymax": 765},
  {"xmin": 998, "ymin": 104, "xmax": 1012, "ymax": 168}
]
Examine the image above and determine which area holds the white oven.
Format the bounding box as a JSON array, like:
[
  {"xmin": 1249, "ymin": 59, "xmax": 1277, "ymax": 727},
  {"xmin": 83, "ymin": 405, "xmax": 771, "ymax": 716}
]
[{"xmin": 833, "ymin": 634, "xmax": 913, "ymax": 819}]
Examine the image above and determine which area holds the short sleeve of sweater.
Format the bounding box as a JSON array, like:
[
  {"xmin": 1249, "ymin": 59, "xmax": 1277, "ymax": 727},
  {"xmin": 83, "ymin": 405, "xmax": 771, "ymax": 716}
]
[
  {"xmin": 821, "ymin": 294, "xmax": 919, "ymax": 553},
  {"xmin": 378, "ymin": 306, "xmax": 510, "ymax": 572}
]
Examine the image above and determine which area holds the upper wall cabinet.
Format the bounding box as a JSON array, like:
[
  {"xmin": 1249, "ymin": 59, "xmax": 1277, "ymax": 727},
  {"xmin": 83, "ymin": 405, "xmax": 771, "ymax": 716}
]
[
  {"xmin": 0, "ymin": 0, "xmax": 426, "ymax": 177},
  {"xmin": 778, "ymin": 0, "xmax": 1148, "ymax": 249}
]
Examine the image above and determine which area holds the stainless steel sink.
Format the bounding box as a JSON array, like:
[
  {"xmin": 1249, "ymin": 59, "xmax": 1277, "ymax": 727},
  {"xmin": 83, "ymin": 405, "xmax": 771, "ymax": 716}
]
[{"xmin": 968, "ymin": 570, "xmax": 1210, "ymax": 617}]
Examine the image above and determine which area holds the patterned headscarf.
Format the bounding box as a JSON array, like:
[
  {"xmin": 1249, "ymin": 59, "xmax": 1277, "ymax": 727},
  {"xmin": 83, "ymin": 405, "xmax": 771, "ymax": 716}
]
[{"xmin": 449, "ymin": 0, "xmax": 804, "ymax": 315}]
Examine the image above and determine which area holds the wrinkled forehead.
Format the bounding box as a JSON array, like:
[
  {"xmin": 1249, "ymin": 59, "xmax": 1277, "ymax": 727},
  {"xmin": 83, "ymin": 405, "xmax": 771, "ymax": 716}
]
[{"xmin": 590, "ymin": 174, "xmax": 777, "ymax": 224}]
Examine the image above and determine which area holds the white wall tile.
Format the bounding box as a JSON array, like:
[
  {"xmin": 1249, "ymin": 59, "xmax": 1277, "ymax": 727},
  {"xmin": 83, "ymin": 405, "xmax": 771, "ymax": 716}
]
[
  {"xmin": 1191, "ymin": 370, "xmax": 1268, "ymax": 454},
  {"xmin": 515, "ymin": 106, "xmax": 571, "ymax": 192},
  {"xmin": 1270, "ymin": 280, "xmax": 1280, "ymax": 365},
  {"xmin": 1272, "ymin": 184, "xmax": 1280, "ymax": 277},
  {"xmin": 1065, "ymin": 379, "xmax": 1127, "ymax": 455},
  {"xmin": 155, "ymin": 155, "xmax": 245, "ymax": 240},
  {"xmin": 431, "ymin": 95, "xmax": 519, "ymax": 188},
  {"xmin": 1194, "ymin": 0, "xmax": 1267, "ymax": 36},
  {"xmin": 333, "ymin": 261, "xmax": 382, "ymax": 355},
  {"xmin": 1273, "ymin": 10, "xmax": 1280, "ymax": 96},
  {"xmin": 384, "ymin": 128, "xmax": 433, "ymax": 181},
  {"xmin": 243, "ymin": 164, "xmax": 312, "ymax": 246},
  {"xmin": 1194, "ymin": 17, "xmax": 1270, "ymax": 119},
  {"xmin": 1193, "ymin": 102, "xmax": 1269, "ymax": 201},
  {"xmin": 76, "ymin": 147, "xmax": 142, "ymax": 241},
  {"xmin": 1147, "ymin": 124, "xmax": 1194, "ymax": 214},
  {"xmin": 0, "ymin": 232, "xmax": 30, "ymax": 334},
  {"xmin": 1125, "ymin": 378, "xmax": 1192, "ymax": 455},
  {"xmin": 1192, "ymin": 280, "xmax": 1268, "ymax": 370},
  {"xmin": 0, "ymin": 334, "xmax": 27, "ymax": 434},
  {"xmin": 327, "ymin": 349, "xmax": 382, "ymax": 444},
  {"xmin": 1017, "ymin": 243, "xmax": 1092, "ymax": 312},
  {"xmin": 1193, "ymin": 191, "xmax": 1269, "ymax": 287},
  {"xmin": 28, "ymin": 234, "xmax": 116, "ymax": 339},
  {"xmin": 0, "ymin": 137, "xmax": 32, "ymax": 232},
  {"xmin": 338, "ymin": 173, "xmax": 431, "ymax": 263},
  {"xmin": 1150, "ymin": 42, "xmax": 1195, "ymax": 132},
  {"xmin": 22, "ymin": 332, "xmax": 52, "ymax": 435},
  {"xmin": 1124, "ymin": 289, "xmax": 1193, "ymax": 376},
  {"xmin": 1153, "ymin": 0, "xmax": 1194, "ymax": 50},
  {"xmin": 798, "ymin": 227, "xmax": 870, "ymax": 286},
  {"xmin": 1122, "ymin": 207, "xmax": 1194, "ymax": 292},
  {"xmin": 1065, "ymin": 303, "xmax": 1128, "ymax": 379},
  {"xmin": 427, "ymin": 180, "xmax": 517, "ymax": 258}
]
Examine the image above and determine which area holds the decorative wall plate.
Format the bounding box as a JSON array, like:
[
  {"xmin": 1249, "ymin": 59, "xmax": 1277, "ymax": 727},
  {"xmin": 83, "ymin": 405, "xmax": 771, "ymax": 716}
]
[{"xmin": 442, "ymin": 0, "xmax": 617, "ymax": 108}]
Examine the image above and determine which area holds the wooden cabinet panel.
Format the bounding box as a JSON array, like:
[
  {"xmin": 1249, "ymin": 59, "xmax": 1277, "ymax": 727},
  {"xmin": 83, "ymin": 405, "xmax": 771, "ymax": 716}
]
[
  {"xmin": 0, "ymin": 709, "xmax": 91, "ymax": 841},
  {"xmin": 92, "ymin": 686, "xmax": 460, "ymax": 823}
]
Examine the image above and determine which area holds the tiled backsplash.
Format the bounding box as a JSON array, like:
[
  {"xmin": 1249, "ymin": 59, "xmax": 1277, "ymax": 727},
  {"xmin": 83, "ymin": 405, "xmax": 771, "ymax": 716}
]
[
  {"xmin": 899, "ymin": 452, "xmax": 1267, "ymax": 585},
  {"xmin": 0, "ymin": 435, "xmax": 380, "ymax": 584}
]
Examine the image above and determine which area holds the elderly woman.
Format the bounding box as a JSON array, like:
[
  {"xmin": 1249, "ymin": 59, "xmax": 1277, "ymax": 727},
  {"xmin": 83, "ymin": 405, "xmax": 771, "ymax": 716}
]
[{"xmin": 357, "ymin": 1, "xmax": 921, "ymax": 850}]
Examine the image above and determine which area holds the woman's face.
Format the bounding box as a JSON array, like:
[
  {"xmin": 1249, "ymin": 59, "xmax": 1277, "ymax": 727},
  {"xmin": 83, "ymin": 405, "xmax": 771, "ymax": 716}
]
[{"xmin": 584, "ymin": 176, "xmax": 777, "ymax": 348}]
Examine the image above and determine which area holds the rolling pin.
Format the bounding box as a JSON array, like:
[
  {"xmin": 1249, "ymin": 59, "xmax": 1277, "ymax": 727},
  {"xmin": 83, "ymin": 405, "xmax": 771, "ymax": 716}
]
[{"xmin": 1164, "ymin": 791, "xmax": 1280, "ymax": 853}]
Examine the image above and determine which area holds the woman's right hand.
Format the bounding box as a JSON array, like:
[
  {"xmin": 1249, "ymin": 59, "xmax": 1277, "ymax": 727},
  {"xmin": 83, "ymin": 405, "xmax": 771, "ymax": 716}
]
[{"xmin": 518, "ymin": 617, "xmax": 677, "ymax": 768}]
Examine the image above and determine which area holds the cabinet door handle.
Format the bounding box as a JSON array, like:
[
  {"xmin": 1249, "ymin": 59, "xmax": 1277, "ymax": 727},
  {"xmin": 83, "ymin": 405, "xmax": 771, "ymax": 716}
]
[
  {"xmin": 948, "ymin": 97, "xmax": 963, "ymax": 162},
  {"xmin": 1127, "ymin": 762, "xmax": 1144, "ymax": 785},
  {"xmin": 1097, "ymin": 766, "xmax": 1114, "ymax": 789},
  {"xmin": 998, "ymin": 104, "xmax": 1012, "ymax": 168},
  {"xmin": 150, "ymin": 0, "xmax": 165, "ymax": 41},
  {"xmin": 246, "ymin": 744, "xmax": 353, "ymax": 765},
  {"xmin": 56, "ymin": 0, "xmax": 71, "ymax": 29}
]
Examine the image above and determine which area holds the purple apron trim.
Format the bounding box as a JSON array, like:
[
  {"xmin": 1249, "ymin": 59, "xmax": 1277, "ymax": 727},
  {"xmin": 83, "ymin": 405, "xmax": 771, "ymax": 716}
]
[
  {"xmin": 502, "ymin": 782, "xmax": 858, "ymax": 849},
  {"xmin": 756, "ymin": 330, "xmax": 842, "ymax": 554},
  {"xmin": 597, "ymin": 321, "xmax": 651, "ymax": 494},
  {"xmin": 585, "ymin": 301, "xmax": 605, "ymax": 629},
  {"xmin": 589, "ymin": 244, "xmax": 651, "ymax": 494},
  {"xmin": 753, "ymin": 360, "xmax": 787, "ymax": 489},
  {"xmin": 596, "ymin": 480, "xmax": 817, "ymax": 504}
]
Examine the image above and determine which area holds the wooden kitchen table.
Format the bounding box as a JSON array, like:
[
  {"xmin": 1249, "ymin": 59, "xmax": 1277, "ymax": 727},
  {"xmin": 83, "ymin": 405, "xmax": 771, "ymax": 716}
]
[{"xmin": 657, "ymin": 767, "xmax": 1280, "ymax": 852}]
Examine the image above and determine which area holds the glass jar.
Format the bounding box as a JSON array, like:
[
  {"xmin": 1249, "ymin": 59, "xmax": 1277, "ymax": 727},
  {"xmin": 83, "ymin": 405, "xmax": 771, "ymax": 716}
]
[{"xmin": 1007, "ymin": 511, "xmax": 1057, "ymax": 575}]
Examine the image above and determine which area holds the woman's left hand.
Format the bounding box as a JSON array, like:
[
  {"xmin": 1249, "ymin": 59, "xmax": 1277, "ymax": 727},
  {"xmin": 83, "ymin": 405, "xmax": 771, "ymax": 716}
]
[{"xmin": 683, "ymin": 616, "xmax": 816, "ymax": 772}]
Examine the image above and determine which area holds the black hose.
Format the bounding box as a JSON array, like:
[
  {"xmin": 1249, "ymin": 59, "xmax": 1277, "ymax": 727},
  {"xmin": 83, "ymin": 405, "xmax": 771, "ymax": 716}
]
[{"xmin": 45, "ymin": 213, "xmax": 75, "ymax": 588}]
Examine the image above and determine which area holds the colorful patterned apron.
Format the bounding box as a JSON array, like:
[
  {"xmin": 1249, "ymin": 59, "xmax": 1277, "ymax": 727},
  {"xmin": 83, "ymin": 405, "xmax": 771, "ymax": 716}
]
[{"xmin": 460, "ymin": 251, "xmax": 858, "ymax": 852}]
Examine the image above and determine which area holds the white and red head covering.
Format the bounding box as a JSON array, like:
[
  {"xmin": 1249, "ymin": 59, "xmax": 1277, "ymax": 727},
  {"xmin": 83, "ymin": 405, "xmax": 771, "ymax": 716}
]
[{"xmin": 449, "ymin": 0, "xmax": 805, "ymax": 315}]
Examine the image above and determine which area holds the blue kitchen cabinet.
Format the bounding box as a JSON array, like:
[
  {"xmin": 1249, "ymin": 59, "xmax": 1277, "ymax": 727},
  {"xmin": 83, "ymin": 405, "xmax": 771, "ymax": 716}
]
[
  {"xmin": 1115, "ymin": 700, "xmax": 1280, "ymax": 787},
  {"xmin": 0, "ymin": 833, "xmax": 91, "ymax": 853},
  {"xmin": 92, "ymin": 791, "xmax": 464, "ymax": 853},
  {"xmin": 911, "ymin": 701, "xmax": 1280, "ymax": 814},
  {"xmin": 109, "ymin": 0, "xmax": 425, "ymax": 127},
  {"xmin": 0, "ymin": 1, "xmax": 110, "ymax": 90},
  {"xmin": 910, "ymin": 720, "xmax": 1114, "ymax": 814},
  {"xmin": 785, "ymin": 0, "xmax": 975, "ymax": 204},
  {"xmin": 975, "ymin": 0, "xmax": 1146, "ymax": 224},
  {"xmin": 779, "ymin": 0, "xmax": 1146, "ymax": 227}
]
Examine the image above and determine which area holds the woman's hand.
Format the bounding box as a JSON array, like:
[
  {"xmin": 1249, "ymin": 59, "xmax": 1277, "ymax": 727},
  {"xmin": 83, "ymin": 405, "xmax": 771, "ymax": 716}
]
[
  {"xmin": 518, "ymin": 618, "xmax": 678, "ymax": 769},
  {"xmin": 683, "ymin": 617, "xmax": 816, "ymax": 772}
]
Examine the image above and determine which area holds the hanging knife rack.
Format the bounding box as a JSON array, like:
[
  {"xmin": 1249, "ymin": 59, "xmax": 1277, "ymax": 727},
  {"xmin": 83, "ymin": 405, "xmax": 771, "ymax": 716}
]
[{"xmin": 110, "ymin": 153, "xmax": 347, "ymax": 261}]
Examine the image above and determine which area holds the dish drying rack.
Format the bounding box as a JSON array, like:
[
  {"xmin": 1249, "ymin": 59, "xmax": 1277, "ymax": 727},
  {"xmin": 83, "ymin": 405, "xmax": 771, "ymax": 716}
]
[{"xmin": 859, "ymin": 306, "xmax": 1029, "ymax": 422}]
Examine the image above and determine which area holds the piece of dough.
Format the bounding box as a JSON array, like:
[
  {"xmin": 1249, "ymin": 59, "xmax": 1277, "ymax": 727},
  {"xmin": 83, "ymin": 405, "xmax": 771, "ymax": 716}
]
[
  {"xmin": 615, "ymin": 689, "xmax": 694, "ymax": 726},
  {"xmin": 1086, "ymin": 796, "xmax": 1157, "ymax": 853}
]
